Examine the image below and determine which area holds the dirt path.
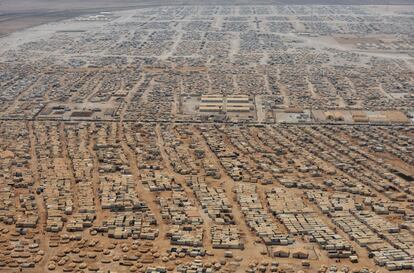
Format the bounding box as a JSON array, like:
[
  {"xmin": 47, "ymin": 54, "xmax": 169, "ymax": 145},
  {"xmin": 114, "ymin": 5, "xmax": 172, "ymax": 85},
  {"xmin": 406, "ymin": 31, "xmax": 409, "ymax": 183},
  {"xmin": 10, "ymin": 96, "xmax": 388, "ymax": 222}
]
[
  {"xmin": 59, "ymin": 122, "xmax": 78, "ymax": 215},
  {"xmin": 27, "ymin": 121, "xmax": 49, "ymax": 272},
  {"xmin": 119, "ymin": 122, "xmax": 168, "ymax": 250},
  {"xmin": 155, "ymin": 124, "xmax": 216, "ymax": 251},
  {"xmin": 87, "ymin": 122, "xmax": 106, "ymax": 224},
  {"xmin": 193, "ymin": 126, "xmax": 265, "ymax": 270},
  {"xmin": 119, "ymin": 74, "xmax": 147, "ymax": 122}
]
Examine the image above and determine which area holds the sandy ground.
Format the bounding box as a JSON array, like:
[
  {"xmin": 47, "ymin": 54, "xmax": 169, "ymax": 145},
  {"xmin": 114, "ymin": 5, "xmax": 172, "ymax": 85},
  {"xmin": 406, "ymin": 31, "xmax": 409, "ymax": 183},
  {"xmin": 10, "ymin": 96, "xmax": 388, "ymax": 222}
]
[{"xmin": 1, "ymin": 0, "xmax": 413, "ymax": 36}]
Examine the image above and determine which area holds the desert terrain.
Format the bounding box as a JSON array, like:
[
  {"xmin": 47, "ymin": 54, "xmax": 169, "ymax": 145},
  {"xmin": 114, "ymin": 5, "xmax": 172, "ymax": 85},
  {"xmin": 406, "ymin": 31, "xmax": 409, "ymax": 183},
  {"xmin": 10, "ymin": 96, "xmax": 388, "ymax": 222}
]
[{"xmin": 0, "ymin": 2, "xmax": 413, "ymax": 273}]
